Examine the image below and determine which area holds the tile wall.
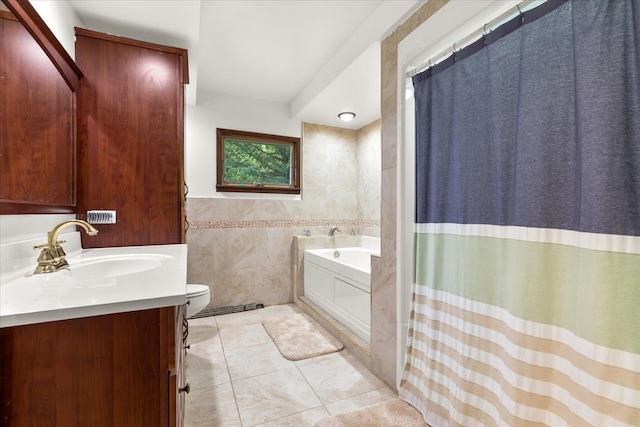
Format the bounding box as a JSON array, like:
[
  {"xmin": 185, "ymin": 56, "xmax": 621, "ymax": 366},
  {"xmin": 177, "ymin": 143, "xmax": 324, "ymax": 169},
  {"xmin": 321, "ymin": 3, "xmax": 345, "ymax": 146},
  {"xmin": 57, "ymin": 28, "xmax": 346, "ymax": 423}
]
[
  {"xmin": 357, "ymin": 120, "xmax": 382, "ymax": 233},
  {"xmin": 371, "ymin": 0, "xmax": 450, "ymax": 389},
  {"xmin": 186, "ymin": 121, "xmax": 381, "ymax": 310}
]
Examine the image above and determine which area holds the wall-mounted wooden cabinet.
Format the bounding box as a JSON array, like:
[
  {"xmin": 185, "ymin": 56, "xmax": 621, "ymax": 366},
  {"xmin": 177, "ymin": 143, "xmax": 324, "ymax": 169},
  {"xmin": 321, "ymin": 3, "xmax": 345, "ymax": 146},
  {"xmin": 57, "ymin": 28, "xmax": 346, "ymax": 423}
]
[
  {"xmin": 75, "ymin": 28, "xmax": 188, "ymax": 247},
  {"xmin": 0, "ymin": 1, "xmax": 82, "ymax": 214}
]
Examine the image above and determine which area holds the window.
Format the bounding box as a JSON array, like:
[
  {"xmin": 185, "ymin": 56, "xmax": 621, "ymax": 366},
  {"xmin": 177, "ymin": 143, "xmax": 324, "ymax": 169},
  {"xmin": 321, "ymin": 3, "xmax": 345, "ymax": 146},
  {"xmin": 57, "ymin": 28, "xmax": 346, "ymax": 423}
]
[{"xmin": 216, "ymin": 128, "xmax": 301, "ymax": 194}]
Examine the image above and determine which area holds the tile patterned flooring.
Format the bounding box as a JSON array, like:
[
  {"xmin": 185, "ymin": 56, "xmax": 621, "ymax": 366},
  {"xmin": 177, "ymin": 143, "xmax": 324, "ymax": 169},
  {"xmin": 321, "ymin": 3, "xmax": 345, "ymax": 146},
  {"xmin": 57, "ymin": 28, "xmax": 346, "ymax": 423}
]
[{"xmin": 185, "ymin": 303, "xmax": 396, "ymax": 427}]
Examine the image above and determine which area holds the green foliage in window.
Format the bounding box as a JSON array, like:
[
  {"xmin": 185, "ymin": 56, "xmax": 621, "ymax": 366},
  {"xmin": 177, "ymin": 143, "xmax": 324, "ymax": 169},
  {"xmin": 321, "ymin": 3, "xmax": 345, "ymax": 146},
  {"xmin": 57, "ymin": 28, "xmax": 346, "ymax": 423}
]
[{"xmin": 223, "ymin": 138, "xmax": 292, "ymax": 186}]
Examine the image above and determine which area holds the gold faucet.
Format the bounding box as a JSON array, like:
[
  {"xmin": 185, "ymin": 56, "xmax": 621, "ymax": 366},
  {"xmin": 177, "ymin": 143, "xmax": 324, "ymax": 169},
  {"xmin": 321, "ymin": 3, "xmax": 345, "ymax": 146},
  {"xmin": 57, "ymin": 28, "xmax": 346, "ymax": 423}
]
[{"xmin": 33, "ymin": 220, "xmax": 99, "ymax": 274}]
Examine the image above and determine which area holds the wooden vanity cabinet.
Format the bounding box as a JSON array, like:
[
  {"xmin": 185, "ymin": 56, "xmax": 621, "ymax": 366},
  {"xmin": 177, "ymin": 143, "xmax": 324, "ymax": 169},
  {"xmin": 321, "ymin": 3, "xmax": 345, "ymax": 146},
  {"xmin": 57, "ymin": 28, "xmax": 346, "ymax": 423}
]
[
  {"xmin": 0, "ymin": 305, "xmax": 187, "ymax": 427},
  {"xmin": 75, "ymin": 28, "xmax": 188, "ymax": 248}
]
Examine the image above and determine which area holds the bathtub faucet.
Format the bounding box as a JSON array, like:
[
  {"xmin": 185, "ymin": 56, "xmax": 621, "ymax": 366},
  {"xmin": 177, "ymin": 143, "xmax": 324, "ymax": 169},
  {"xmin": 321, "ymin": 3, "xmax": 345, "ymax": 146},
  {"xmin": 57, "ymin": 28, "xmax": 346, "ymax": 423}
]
[{"xmin": 329, "ymin": 227, "xmax": 341, "ymax": 236}]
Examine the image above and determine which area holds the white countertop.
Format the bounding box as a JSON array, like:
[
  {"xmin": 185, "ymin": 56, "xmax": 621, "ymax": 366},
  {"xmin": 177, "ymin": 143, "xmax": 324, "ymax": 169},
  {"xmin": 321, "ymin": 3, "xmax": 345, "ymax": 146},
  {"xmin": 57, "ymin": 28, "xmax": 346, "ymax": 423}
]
[{"xmin": 0, "ymin": 235, "xmax": 187, "ymax": 328}]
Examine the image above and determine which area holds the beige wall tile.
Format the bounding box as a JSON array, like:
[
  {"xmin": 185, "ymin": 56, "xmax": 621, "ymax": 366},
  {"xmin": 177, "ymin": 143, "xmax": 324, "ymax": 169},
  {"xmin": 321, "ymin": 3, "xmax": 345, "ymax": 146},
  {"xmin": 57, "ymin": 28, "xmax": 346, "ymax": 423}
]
[
  {"xmin": 381, "ymin": 38, "xmax": 398, "ymax": 103},
  {"xmin": 370, "ymin": 326, "xmax": 397, "ymax": 390},
  {"xmin": 373, "ymin": 239, "xmax": 396, "ymax": 296},
  {"xmin": 186, "ymin": 228, "xmax": 216, "ymax": 275},
  {"xmin": 220, "ymin": 228, "xmax": 260, "ymax": 269},
  {"xmin": 259, "ymin": 228, "xmax": 295, "ymax": 267},
  {"xmin": 255, "ymin": 263, "xmax": 294, "ymax": 306},
  {"xmin": 372, "ymin": 0, "xmax": 451, "ymax": 389},
  {"xmin": 381, "ymin": 168, "xmax": 397, "ymax": 241},
  {"xmin": 211, "ymin": 267, "xmax": 260, "ymax": 307},
  {"xmin": 258, "ymin": 200, "xmax": 295, "ymax": 220},
  {"xmin": 381, "ymin": 102, "xmax": 398, "ymax": 171},
  {"xmin": 357, "ymin": 120, "xmax": 381, "ymax": 225}
]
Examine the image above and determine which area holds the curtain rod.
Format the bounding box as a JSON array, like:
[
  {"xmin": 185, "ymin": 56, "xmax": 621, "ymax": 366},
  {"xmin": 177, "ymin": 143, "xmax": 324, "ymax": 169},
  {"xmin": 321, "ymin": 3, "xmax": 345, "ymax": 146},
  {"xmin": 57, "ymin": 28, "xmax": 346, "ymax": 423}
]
[{"xmin": 407, "ymin": 0, "xmax": 545, "ymax": 78}]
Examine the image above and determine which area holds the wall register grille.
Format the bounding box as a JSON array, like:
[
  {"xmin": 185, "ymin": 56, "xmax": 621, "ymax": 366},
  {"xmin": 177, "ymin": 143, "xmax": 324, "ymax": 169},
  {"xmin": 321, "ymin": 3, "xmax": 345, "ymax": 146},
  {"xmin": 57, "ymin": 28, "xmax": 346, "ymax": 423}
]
[{"xmin": 188, "ymin": 302, "xmax": 264, "ymax": 319}]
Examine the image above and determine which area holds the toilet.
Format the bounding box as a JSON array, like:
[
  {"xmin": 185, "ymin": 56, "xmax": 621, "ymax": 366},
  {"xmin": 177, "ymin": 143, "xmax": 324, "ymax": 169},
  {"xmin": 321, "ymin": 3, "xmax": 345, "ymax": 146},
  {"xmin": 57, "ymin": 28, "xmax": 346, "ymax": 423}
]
[{"xmin": 186, "ymin": 284, "xmax": 210, "ymax": 318}]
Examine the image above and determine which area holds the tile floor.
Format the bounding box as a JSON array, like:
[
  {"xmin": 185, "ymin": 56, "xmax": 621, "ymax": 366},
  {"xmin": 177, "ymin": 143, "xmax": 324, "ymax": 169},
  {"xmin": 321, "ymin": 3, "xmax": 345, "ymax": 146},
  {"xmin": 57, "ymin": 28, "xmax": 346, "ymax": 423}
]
[{"xmin": 184, "ymin": 303, "xmax": 397, "ymax": 427}]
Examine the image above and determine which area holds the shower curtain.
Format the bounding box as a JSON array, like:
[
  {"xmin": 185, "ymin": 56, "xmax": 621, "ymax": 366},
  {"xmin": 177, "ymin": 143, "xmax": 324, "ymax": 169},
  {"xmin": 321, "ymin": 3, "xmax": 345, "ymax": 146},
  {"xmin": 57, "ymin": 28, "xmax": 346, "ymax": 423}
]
[{"xmin": 399, "ymin": 0, "xmax": 640, "ymax": 426}]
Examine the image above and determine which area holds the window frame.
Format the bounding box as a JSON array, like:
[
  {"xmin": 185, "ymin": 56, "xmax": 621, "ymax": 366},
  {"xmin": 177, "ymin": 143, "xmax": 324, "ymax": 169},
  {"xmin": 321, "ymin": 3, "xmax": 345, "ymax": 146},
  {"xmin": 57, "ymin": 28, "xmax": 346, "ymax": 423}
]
[{"xmin": 216, "ymin": 128, "xmax": 301, "ymax": 194}]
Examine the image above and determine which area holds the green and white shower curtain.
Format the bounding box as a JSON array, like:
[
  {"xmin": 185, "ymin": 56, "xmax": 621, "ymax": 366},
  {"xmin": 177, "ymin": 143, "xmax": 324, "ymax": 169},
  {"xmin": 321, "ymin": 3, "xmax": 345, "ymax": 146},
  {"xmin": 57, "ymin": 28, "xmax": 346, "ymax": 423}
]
[{"xmin": 399, "ymin": 1, "xmax": 640, "ymax": 425}]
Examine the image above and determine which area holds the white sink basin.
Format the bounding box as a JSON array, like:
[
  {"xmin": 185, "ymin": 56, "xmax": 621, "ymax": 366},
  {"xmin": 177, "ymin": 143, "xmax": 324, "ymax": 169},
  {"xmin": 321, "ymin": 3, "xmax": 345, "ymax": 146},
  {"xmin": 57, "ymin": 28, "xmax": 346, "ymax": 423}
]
[
  {"xmin": 0, "ymin": 241, "xmax": 188, "ymax": 328},
  {"xmin": 68, "ymin": 254, "xmax": 172, "ymax": 279}
]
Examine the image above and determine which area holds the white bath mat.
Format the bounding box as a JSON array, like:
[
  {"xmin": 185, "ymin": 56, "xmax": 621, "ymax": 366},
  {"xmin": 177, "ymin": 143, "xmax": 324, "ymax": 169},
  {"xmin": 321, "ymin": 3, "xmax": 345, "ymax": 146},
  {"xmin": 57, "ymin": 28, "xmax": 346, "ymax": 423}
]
[{"xmin": 262, "ymin": 313, "xmax": 343, "ymax": 361}]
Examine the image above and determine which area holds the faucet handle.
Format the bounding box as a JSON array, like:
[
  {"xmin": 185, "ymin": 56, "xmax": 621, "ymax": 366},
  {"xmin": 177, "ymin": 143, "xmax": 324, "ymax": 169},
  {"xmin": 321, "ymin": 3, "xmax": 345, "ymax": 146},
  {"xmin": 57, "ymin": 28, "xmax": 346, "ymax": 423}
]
[{"xmin": 33, "ymin": 240, "xmax": 66, "ymax": 250}]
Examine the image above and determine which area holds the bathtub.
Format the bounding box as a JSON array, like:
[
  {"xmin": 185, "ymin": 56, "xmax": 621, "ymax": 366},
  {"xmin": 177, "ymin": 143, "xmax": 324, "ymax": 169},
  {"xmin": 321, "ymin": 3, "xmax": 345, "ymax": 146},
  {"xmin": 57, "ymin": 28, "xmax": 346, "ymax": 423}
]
[{"xmin": 304, "ymin": 247, "xmax": 379, "ymax": 343}]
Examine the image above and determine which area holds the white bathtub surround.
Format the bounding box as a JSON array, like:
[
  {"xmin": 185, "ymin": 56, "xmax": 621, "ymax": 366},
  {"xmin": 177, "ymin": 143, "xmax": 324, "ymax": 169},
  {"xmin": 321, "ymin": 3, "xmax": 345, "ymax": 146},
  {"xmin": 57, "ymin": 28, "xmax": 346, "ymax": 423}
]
[
  {"xmin": 300, "ymin": 236, "xmax": 380, "ymax": 344},
  {"xmin": 304, "ymin": 247, "xmax": 379, "ymax": 343},
  {"xmin": 294, "ymin": 235, "xmax": 378, "ymax": 298},
  {"xmin": 307, "ymin": 248, "xmax": 377, "ymax": 284}
]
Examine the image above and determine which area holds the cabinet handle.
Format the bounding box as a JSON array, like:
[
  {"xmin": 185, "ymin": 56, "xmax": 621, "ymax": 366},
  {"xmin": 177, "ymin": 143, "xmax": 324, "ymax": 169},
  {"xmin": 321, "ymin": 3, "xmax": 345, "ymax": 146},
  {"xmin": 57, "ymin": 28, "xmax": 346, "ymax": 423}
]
[
  {"xmin": 185, "ymin": 344, "xmax": 191, "ymax": 350},
  {"xmin": 182, "ymin": 317, "xmax": 189, "ymax": 342},
  {"xmin": 179, "ymin": 383, "xmax": 190, "ymax": 394}
]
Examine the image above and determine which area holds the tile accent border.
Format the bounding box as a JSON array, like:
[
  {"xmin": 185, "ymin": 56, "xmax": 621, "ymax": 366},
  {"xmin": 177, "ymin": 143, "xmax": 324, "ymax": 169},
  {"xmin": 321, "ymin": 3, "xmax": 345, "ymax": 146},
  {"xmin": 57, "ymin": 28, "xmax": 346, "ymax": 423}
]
[{"xmin": 190, "ymin": 219, "xmax": 380, "ymax": 230}]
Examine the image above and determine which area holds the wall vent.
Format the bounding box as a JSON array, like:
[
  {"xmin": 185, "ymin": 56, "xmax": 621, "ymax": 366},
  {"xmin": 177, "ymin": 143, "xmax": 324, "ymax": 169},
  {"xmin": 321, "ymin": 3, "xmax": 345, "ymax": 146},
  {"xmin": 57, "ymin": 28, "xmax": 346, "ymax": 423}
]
[{"xmin": 87, "ymin": 210, "xmax": 116, "ymax": 224}]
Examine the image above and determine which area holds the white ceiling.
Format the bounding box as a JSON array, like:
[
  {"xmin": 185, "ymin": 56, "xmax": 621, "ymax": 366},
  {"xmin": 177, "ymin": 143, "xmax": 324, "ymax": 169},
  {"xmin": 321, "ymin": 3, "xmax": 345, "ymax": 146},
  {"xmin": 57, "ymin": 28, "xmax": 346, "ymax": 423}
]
[{"xmin": 68, "ymin": 0, "xmax": 420, "ymax": 130}]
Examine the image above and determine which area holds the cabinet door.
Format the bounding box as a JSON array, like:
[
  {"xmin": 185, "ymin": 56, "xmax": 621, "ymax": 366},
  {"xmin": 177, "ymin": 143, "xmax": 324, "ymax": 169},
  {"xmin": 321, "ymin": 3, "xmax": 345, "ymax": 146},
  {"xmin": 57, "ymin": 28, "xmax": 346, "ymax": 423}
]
[
  {"xmin": 0, "ymin": 12, "xmax": 75, "ymax": 212},
  {"xmin": 75, "ymin": 29, "xmax": 187, "ymax": 247},
  {"xmin": 171, "ymin": 304, "xmax": 187, "ymax": 427},
  {"xmin": 0, "ymin": 309, "xmax": 169, "ymax": 426}
]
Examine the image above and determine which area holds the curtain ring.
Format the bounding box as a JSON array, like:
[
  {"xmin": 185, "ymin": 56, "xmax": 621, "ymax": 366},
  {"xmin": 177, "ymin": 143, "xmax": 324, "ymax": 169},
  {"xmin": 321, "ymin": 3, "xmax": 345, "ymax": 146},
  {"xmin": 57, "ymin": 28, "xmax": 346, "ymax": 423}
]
[
  {"xmin": 483, "ymin": 24, "xmax": 488, "ymax": 36},
  {"xmin": 516, "ymin": 5, "xmax": 524, "ymax": 22}
]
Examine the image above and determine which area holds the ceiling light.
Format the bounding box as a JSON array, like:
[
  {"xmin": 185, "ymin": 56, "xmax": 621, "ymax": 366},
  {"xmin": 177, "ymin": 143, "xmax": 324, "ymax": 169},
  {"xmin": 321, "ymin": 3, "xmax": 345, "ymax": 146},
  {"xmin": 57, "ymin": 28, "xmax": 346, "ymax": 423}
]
[{"xmin": 338, "ymin": 112, "xmax": 356, "ymax": 121}]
